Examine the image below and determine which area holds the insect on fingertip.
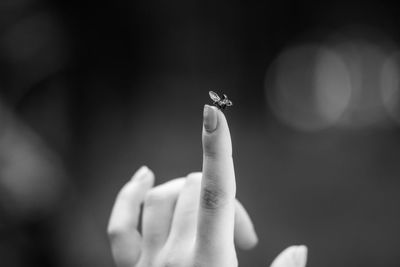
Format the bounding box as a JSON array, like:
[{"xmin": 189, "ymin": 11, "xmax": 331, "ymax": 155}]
[{"xmin": 208, "ymin": 90, "xmax": 233, "ymax": 111}]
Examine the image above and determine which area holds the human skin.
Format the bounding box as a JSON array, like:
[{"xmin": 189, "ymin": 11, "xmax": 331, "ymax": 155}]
[{"xmin": 107, "ymin": 105, "xmax": 307, "ymax": 267}]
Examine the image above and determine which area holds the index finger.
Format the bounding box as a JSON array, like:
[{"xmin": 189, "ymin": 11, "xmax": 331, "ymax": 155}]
[{"xmin": 196, "ymin": 104, "xmax": 236, "ymax": 256}]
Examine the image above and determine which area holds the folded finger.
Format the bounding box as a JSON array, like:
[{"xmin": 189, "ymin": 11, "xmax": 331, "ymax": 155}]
[
  {"xmin": 234, "ymin": 200, "xmax": 258, "ymax": 250},
  {"xmin": 167, "ymin": 172, "xmax": 202, "ymax": 248},
  {"xmin": 141, "ymin": 178, "xmax": 185, "ymax": 257},
  {"xmin": 107, "ymin": 166, "xmax": 154, "ymax": 267}
]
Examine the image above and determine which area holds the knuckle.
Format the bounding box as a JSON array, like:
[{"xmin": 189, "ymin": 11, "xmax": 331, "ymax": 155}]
[
  {"xmin": 203, "ymin": 143, "xmax": 232, "ymax": 160},
  {"xmin": 145, "ymin": 231, "xmax": 165, "ymax": 247},
  {"xmin": 144, "ymin": 189, "xmax": 166, "ymax": 207},
  {"xmin": 203, "ymin": 152, "xmax": 233, "ymax": 166},
  {"xmin": 201, "ymin": 183, "xmax": 228, "ymax": 211},
  {"xmin": 192, "ymin": 255, "xmax": 237, "ymax": 267},
  {"xmin": 162, "ymin": 260, "xmax": 180, "ymax": 267},
  {"xmin": 185, "ymin": 173, "xmax": 202, "ymax": 185},
  {"xmin": 203, "ymin": 148, "xmax": 219, "ymax": 160},
  {"xmin": 191, "ymin": 260, "xmax": 204, "ymax": 267},
  {"xmin": 107, "ymin": 225, "xmax": 124, "ymax": 242},
  {"xmin": 186, "ymin": 172, "xmax": 202, "ymax": 179},
  {"xmin": 191, "ymin": 258, "xmax": 208, "ymax": 267},
  {"xmin": 157, "ymin": 253, "xmax": 183, "ymax": 267}
]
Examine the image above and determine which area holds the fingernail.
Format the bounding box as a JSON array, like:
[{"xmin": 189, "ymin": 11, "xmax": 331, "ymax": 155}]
[
  {"xmin": 292, "ymin": 245, "xmax": 308, "ymax": 267},
  {"xmin": 203, "ymin": 105, "xmax": 218, "ymax": 132}
]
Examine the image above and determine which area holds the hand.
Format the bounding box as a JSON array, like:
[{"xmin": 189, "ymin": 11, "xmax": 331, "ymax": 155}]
[{"xmin": 107, "ymin": 105, "xmax": 308, "ymax": 267}]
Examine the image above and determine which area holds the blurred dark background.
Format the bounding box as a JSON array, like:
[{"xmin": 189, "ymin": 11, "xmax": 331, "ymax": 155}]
[{"xmin": 1, "ymin": 0, "xmax": 400, "ymax": 266}]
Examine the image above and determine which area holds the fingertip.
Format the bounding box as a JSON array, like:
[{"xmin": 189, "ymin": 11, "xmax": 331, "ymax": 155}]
[
  {"xmin": 234, "ymin": 200, "xmax": 258, "ymax": 250},
  {"xmin": 131, "ymin": 165, "xmax": 148, "ymax": 180},
  {"xmin": 295, "ymin": 245, "xmax": 307, "ymax": 253},
  {"xmin": 294, "ymin": 245, "xmax": 308, "ymax": 267},
  {"xmin": 202, "ymin": 105, "xmax": 229, "ymax": 134},
  {"xmin": 132, "ymin": 165, "xmax": 155, "ymax": 187},
  {"xmin": 202, "ymin": 106, "xmax": 232, "ymax": 158},
  {"xmin": 270, "ymin": 245, "xmax": 308, "ymax": 267},
  {"xmin": 238, "ymin": 234, "xmax": 258, "ymax": 250},
  {"xmin": 243, "ymin": 214, "xmax": 259, "ymax": 249},
  {"xmin": 247, "ymin": 230, "xmax": 259, "ymax": 249}
]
